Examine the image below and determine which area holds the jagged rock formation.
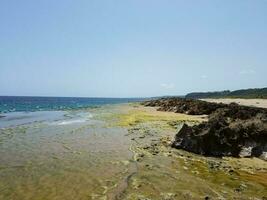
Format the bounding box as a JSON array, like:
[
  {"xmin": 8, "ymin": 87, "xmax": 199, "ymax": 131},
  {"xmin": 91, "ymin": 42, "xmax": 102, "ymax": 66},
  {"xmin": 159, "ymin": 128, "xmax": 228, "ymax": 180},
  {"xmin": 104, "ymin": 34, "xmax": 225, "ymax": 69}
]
[
  {"xmin": 143, "ymin": 98, "xmax": 267, "ymax": 160},
  {"xmin": 142, "ymin": 98, "xmax": 227, "ymax": 115}
]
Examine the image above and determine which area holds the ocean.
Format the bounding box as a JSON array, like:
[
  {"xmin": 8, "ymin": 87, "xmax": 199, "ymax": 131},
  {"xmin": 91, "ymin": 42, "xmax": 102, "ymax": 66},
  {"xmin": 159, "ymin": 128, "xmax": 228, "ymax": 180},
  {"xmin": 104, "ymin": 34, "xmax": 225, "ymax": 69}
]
[{"xmin": 0, "ymin": 96, "xmax": 145, "ymax": 113}]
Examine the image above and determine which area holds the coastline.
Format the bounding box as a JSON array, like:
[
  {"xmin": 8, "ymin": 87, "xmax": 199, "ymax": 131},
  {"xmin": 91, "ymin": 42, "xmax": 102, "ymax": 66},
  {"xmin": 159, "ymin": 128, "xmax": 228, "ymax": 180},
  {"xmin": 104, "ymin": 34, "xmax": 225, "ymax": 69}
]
[{"xmin": 0, "ymin": 102, "xmax": 266, "ymax": 199}]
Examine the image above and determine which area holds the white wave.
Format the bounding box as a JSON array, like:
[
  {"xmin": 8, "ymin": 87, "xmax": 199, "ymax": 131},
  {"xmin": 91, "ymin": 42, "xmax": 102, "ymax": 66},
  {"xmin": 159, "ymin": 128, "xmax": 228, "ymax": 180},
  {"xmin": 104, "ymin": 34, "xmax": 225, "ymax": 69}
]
[{"xmin": 52, "ymin": 119, "xmax": 87, "ymax": 125}]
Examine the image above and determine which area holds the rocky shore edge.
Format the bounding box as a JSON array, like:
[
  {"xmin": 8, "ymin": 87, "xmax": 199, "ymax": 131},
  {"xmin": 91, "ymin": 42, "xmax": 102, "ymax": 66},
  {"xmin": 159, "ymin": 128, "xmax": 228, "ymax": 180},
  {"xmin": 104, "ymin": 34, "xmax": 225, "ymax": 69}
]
[{"xmin": 142, "ymin": 98, "xmax": 267, "ymax": 160}]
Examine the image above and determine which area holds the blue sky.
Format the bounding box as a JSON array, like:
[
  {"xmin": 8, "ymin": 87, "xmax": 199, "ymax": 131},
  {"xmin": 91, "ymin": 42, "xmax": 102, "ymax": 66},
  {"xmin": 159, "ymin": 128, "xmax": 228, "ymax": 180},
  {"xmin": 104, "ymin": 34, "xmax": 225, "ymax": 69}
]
[{"xmin": 0, "ymin": 0, "xmax": 267, "ymax": 97}]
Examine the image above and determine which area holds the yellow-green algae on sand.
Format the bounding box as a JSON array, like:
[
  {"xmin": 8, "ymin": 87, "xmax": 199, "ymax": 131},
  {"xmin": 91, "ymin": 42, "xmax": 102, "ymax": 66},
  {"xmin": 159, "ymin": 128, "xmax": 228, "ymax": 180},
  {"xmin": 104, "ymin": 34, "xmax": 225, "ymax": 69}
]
[{"xmin": 104, "ymin": 103, "xmax": 206, "ymax": 128}]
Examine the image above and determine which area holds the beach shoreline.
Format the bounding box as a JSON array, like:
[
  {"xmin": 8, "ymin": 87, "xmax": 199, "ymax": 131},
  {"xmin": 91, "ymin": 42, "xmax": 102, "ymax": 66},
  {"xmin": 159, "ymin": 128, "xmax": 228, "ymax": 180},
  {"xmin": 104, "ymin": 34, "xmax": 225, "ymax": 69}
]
[
  {"xmin": 202, "ymin": 98, "xmax": 267, "ymax": 109},
  {"xmin": 0, "ymin": 102, "xmax": 266, "ymax": 199}
]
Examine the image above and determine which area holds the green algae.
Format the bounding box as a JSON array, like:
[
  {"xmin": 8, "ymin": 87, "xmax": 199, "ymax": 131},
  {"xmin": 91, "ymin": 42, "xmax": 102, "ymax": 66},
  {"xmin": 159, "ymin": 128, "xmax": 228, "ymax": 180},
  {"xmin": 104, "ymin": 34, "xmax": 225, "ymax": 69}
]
[
  {"xmin": 116, "ymin": 111, "xmax": 201, "ymax": 127},
  {"xmin": 102, "ymin": 105, "xmax": 205, "ymax": 131}
]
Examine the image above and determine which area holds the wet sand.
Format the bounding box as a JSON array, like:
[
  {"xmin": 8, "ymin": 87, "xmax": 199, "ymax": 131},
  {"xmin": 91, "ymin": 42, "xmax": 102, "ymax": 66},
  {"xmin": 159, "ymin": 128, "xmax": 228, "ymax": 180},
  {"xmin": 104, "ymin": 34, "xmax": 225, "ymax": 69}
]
[
  {"xmin": 202, "ymin": 98, "xmax": 267, "ymax": 109},
  {"xmin": 0, "ymin": 104, "xmax": 266, "ymax": 199}
]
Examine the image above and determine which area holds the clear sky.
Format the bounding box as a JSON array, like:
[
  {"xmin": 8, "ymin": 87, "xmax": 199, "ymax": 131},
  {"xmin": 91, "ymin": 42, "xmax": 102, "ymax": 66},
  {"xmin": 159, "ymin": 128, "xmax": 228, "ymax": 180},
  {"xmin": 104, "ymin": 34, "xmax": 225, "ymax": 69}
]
[{"xmin": 0, "ymin": 0, "xmax": 267, "ymax": 97}]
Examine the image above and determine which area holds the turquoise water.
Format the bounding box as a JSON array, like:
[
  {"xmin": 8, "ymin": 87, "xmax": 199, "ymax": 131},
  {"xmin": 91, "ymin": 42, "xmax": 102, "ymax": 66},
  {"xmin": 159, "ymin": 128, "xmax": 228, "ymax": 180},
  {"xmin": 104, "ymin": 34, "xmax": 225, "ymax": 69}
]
[
  {"xmin": 0, "ymin": 96, "xmax": 145, "ymax": 113},
  {"xmin": 0, "ymin": 96, "xmax": 145, "ymax": 128}
]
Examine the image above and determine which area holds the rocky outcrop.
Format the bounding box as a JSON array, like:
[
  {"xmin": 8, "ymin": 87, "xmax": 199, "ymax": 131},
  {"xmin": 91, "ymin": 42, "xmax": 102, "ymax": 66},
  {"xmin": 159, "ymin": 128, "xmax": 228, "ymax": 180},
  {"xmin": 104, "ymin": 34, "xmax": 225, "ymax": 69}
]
[
  {"xmin": 143, "ymin": 98, "xmax": 267, "ymax": 160},
  {"xmin": 142, "ymin": 98, "xmax": 227, "ymax": 115}
]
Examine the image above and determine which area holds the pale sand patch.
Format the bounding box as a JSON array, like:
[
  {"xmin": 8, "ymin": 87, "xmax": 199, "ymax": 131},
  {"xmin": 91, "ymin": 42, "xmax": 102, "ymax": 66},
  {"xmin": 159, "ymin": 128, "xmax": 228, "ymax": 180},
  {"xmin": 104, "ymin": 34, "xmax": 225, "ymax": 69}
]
[{"xmin": 202, "ymin": 98, "xmax": 267, "ymax": 109}]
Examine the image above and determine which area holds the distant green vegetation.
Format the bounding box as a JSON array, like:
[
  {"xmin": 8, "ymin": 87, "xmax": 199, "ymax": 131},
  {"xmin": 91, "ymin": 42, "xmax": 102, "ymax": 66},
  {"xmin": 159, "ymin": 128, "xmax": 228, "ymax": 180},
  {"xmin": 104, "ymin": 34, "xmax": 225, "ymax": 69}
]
[
  {"xmin": 186, "ymin": 87, "xmax": 267, "ymax": 99},
  {"xmin": 186, "ymin": 90, "xmax": 231, "ymax": 99}
]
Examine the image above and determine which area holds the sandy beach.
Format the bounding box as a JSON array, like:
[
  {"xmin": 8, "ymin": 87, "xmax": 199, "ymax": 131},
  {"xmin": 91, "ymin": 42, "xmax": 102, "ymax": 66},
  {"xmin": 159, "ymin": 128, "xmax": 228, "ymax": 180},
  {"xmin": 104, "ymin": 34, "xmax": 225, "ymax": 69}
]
[{"xmin": 202, "ymin": 98, "xmax": 267, "ymax": 109}]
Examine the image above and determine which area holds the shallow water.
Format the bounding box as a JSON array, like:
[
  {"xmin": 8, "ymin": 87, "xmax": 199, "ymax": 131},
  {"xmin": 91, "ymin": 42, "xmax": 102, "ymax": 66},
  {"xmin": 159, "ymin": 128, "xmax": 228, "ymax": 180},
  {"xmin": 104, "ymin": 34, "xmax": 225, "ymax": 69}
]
[
  {"xmin": 0, "ymin": 111, "xmax": 66, "ymax": 128},
  {"xmin": 0, "ymin": 106, "xmax": 132, "ymax": 200}
]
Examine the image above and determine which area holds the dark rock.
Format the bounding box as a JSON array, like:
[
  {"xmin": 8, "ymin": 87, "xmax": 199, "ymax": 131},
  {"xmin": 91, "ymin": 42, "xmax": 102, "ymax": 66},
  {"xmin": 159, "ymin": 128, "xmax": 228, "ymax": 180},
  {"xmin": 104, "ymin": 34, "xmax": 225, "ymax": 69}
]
[
  {"xmin": 172, "ymin": 104, "xmax": 267, "ymax": 159},
  {"xmin": 142, "ymin": 98, "xmax": 227, "ymax": 115},
  {"xmin": 143, "ymin": 98, "xmax": 267, "ymax": 160}
]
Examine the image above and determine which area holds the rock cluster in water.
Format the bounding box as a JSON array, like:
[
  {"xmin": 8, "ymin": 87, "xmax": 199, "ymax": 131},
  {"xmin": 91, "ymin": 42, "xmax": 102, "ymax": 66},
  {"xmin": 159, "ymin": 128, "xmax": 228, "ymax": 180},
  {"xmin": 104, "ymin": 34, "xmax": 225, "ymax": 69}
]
[{"xmin": 142, "ymin": 98, "xmax": 267, "ymax": 160}]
